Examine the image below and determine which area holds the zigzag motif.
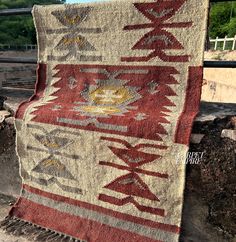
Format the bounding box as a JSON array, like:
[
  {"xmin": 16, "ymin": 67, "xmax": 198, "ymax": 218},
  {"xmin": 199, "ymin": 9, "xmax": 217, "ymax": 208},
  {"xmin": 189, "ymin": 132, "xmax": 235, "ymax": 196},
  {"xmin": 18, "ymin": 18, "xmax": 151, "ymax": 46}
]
[
  {"xmin": 28, "ymin": 67, "xmax": 61, "ymax": 122},
  {"xmin": 31, "ymin": 64, "xmax": 179, "ymax": 141}
]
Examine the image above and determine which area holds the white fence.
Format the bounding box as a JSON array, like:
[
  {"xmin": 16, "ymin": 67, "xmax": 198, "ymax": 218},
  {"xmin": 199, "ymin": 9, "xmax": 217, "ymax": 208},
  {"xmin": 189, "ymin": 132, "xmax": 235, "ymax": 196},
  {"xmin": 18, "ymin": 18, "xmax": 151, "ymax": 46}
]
[{"xmin": 210, "ymin": 36, "xmax": 236, "ymax": 50}]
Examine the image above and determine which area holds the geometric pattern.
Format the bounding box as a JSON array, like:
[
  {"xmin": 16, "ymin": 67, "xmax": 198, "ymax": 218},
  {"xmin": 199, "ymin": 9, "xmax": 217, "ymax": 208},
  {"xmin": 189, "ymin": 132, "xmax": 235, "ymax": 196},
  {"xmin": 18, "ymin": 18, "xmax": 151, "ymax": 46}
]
[
  {"xmin": 21, "ymin": 168, "xmax": 83, "ymax": 195},
  {"xmin": 99, "ymin": 137, "xmax": 168, "ymax": 216},
  {"xmin": 74, "ymin": 68, "xmax": 143, "ymax": 117},
  {"xmin": 32, "ymin": 158, "xmax": 74, "ymax": 180},
  {"xmin": 47, "ymin": 6, "xmax": 102, "ymax": 62},
  {"xmin": 31, "ymin": 64, "xmax": 179, "ymax": 141},
  {"xmin": 25, "ymin": 124, "xmax": 82, "ymax": 193},
  {"xmin": 12, "ymin": 1, "xmax": 208, "ymax": 242},
  {"xmin": 121, "ymin": 0, "xmax": 193, "ymax": 62}
]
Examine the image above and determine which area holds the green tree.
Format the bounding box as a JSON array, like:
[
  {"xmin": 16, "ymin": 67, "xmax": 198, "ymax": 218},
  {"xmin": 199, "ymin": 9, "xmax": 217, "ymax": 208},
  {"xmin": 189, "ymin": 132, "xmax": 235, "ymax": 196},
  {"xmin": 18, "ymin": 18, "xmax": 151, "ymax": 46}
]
[
  {"xmin": 209, "ymin": 2, "xmax": 236, "ymax": 38},
  {"xmin": 0, "ymin": 0, "xmax": 65, "ymax": 45}
]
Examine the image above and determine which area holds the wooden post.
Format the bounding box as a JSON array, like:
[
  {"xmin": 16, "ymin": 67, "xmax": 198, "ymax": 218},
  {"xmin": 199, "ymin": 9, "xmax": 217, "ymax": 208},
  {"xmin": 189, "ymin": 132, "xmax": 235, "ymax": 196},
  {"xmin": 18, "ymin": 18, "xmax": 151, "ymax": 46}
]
[
  {"xmin": 232, "ymin": 35, "xmax": 236, "ymax": 50},
  {"xmin": 223, "ymin": 36, "xmax": 227, "ymax": 50},
  {"xmin": 214, "ymin": 37, "xmax": 218, "ymax": 50}
]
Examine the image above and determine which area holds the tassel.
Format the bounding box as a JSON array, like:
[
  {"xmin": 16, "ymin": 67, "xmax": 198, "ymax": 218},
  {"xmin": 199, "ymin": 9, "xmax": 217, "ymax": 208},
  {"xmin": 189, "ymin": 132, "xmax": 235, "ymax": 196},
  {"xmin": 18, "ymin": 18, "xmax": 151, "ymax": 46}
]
[
  {"xmin": 35, "ymin": 230, "xmax": 55, "ymax": 241},
  {"xmin": 0, "ymin": 216, "xmax": 11, "ymax": 227},
  {"xmin": 61, "ymin": 236, "xmax": 71, "ymax": 242},
  {"xmin": 47, "ymin": 233, "xmax": 64, "ymax": 242},
  {"xmin": 0, "ymin": 216, "xmax": 83, "ymax": 242},
  {"xmin": 45, "ymin": 232, "xmax": 61, "ymax": 241}
]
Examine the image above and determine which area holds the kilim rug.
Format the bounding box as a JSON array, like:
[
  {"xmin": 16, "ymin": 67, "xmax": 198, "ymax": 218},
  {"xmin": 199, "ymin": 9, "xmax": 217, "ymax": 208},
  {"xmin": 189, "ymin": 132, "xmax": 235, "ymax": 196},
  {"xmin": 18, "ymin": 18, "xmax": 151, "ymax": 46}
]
[{"xmin": 1, "ymin": 0, "xmax": 209, "ymax": 241}]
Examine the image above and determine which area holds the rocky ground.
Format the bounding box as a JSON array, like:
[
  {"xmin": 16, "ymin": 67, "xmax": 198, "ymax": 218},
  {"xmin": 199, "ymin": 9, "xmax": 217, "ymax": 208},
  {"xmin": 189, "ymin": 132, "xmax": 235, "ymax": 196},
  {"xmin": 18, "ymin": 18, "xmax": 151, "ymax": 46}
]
[{"xmin": 181, "ymin": 116, "xmax": 236, "ymax": 242}]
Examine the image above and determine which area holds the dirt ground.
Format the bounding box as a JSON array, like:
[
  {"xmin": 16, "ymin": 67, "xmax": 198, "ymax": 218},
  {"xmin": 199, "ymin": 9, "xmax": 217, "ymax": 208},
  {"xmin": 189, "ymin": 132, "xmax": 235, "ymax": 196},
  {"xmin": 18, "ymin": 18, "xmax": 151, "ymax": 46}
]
[{"xmin": 182, "ymin": 116, "xmax": 236, "ymax": 241}]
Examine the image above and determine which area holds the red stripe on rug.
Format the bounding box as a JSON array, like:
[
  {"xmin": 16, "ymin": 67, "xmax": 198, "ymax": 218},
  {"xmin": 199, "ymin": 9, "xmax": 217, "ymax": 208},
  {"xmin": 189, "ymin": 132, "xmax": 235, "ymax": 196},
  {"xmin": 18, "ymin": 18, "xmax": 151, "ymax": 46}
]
[
  {"xmin": 174, "ymin": 66, "xmax": 203, "ymax": 145},
  {"xmin": 15, "ymin": 63, "xmax": 47, "ymax": 119},
  {"xmin": 10, "ymin": 197, "xmax": 162, "ymax": 242},
  {"xmin": 22, "ymin": 184, "xmax": 180, "ymax": 234}
]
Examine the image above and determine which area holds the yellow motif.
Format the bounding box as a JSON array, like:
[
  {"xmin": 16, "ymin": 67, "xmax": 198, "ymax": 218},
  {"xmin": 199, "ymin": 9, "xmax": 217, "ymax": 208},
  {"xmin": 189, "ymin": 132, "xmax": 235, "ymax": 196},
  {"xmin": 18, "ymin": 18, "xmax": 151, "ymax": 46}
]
[
  {"xmin": 81, "ymin": 105, "xmax": 121, "ymax": 115},
  {"xmin": 42, "ymin": 159, "xmax": 64, "ymax": 170},
  {"xmin": 64, "ymin": 15, "xmax": 80, "ymax": 25},
  {"xmin": 42, "ymin": 141, "xmax": 60, "ymax": 149},
  {"xmin": 80, "ymin": 86, "xmax": 134, "ymax": 115},
  {"xmin": 89, "ymin": 86, "xmax": 132, "ymax": 105},
  {"xmin": 63, "ymin": 37, "xmax": 84, "ymax": 46}
]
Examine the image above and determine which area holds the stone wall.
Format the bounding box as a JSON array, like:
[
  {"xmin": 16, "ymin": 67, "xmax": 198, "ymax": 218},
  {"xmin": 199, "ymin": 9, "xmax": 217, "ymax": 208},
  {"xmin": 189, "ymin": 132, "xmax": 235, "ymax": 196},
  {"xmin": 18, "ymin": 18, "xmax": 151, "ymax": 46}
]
[{"xmin": 0, "ymin": 65, "xmax": 36, "ymax": 89}]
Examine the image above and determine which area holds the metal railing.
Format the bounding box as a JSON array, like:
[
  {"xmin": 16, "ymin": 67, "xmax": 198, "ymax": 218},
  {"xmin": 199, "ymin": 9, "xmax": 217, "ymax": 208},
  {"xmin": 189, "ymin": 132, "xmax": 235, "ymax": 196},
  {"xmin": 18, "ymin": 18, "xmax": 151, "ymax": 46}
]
[
  {"xmin": 0, "ymin": 8, "xmax": 32, "ymax": 16},
  {"xmin": 0, "ymin": 58, "xmax": 235, "ymax": 69},
  {"xmin": 0, "ymin": 44, "xmax": 37, "ymax": 51},
  {"xmin": 0, "ymin": 0, "xmax": 235, "ymax": 68}
]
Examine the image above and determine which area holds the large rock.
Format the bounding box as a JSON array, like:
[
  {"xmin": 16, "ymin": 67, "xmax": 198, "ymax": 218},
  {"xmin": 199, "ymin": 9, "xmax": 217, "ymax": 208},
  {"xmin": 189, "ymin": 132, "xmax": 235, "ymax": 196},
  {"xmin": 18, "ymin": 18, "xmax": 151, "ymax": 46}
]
[
  {"xmin": 4, "ymin": 117, "xmax": 14, "ymax": 125},
  {"xmin": 221, "ymin": 129, "xmax": 236, "ymax": 141},
  {"xmin": 190, "ymin": 134, "xmax": 205, "ymax": 144},
  {"xmin": 0, "ymin": 110, "xmax": 10, "ymax": 123}
]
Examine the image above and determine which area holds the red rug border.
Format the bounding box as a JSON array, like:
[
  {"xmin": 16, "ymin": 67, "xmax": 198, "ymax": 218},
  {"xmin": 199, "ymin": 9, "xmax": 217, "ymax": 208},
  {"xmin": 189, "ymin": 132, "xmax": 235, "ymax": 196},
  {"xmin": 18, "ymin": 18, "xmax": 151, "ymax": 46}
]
[
  {"xmin": 174, "ymin": 66, "xmax": 203, "ymax": 144},
  {"xmin": 11, "ymin": 197, "xmax": 163, "ymax": 242},
  {"xmin": 15, "ymin": 184, "xmax": 181, "ymax": 234}
]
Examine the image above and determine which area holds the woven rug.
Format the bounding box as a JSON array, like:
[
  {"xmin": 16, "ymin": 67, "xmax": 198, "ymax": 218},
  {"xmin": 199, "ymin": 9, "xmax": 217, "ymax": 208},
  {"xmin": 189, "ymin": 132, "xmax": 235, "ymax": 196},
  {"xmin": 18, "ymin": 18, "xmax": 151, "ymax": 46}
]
[{"xmin": 1, "ymin": 0, "xmax": 208, "ymax": 241}]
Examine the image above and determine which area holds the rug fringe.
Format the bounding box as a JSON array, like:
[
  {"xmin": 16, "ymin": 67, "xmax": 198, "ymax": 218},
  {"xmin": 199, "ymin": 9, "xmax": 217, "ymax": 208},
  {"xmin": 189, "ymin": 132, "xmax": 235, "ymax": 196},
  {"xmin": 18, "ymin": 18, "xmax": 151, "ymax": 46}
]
[{"xmin": 0, "ymin": 216, "xmax": 83, "ymax": 242}]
